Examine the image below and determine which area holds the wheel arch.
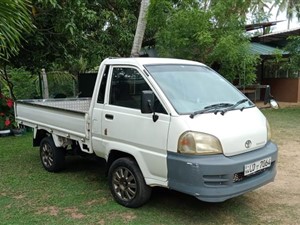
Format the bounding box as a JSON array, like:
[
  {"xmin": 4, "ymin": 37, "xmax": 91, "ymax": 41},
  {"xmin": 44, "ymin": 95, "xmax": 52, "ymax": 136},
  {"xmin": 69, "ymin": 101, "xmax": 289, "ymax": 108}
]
[
  {"xmin": 33, "ymin": 129, "xmax": 50, "ymax": 147},
  {"xmin": 106, "ymin": 150, "xmax": 138, "ymax": 176}
]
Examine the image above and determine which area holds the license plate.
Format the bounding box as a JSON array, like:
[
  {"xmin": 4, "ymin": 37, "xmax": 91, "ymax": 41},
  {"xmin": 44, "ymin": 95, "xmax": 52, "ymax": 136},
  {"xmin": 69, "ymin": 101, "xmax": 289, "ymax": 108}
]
[{"xmin": 244, "ymin": 157, "xmax": 272, "ymax": 176}]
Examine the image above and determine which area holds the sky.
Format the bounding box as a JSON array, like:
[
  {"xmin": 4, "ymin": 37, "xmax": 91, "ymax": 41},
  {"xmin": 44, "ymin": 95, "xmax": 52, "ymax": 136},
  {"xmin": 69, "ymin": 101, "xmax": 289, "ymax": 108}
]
[{"xmin": 268, "ymin": 6, "xmax": 300, "ymax": 31}]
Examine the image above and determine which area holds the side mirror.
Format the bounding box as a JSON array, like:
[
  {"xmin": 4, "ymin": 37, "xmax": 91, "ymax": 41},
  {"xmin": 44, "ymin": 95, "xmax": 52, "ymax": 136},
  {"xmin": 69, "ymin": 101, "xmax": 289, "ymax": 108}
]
[
  {"xmin": 141, "ymin": 90, "xmax": 159, "ymax": 122},
  {"xmin": 264, "ymin": 85, "xmax": 279, "ymax": 109},
  {"xmin": 141, "ymin": 90, "xmax": 155, "ymax": 114}
]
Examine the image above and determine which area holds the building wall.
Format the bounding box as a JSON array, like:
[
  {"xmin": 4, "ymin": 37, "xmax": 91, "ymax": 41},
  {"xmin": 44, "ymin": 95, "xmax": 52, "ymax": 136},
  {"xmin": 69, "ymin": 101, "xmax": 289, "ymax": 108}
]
[{"xmin": 263, "ymin": 78, "xmax": 300, "ymax": 102}]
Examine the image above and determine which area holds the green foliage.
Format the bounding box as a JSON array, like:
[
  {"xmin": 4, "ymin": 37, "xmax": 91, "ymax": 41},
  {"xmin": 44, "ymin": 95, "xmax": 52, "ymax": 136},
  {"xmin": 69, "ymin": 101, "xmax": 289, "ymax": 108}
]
[
  {"xmin": 275, "ymin": 0, "xmax": 300, "ymax": 28},
  {"xmin": 284, "ymin": 36, "xmax": 300, "ymax": 77},
  {"xmin": 248, "ymin": 0, "xmax": 273, "ymax": 34},
  {"xmin": 210, "ymin": 34, "xmax": 259, "ymax": 83},
  {"xmin": 4, "ymin": 0, "xmax": 144, "ymax": 100},
  {"xmin": 156, "ymin": 8, "xmax": 213, "ymax": 61},
  {"xmin": 0, "ymin": 0, "xmax": 32, "ymax": 60},
  {"xmin": 148, "ymin": 0, "xmax": 173, "ymax": 29},
  {"xmin": 0, "ymin": 67, "xmax": 74, "ymax": 99},
  {"xmin": 11, "ymin": 0, "xmax": 141, "ymax": 73},
  {"xmin": 153, "ymin": 1, "xmax": 259, "ymax": 84},
  {"xmin": 0, "ymin": 68, "xmax": 38, "ymax": 99},
  {"xmin": 46, "ymin": 70, "xmax": 75, "ymax": 97}
]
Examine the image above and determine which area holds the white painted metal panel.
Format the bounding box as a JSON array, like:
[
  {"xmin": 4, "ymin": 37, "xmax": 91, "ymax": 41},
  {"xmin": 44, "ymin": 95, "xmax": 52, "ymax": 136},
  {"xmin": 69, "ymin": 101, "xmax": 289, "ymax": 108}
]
[
  {"xmin": 15, "ymin": 99, "xmax": 90, "ymax": 138},
  {"xmin": 168, "ymin": 107, "xmax": 268, "ymax": 156},
  {"xmin": 101, "ymin": 104, "xmax": 170, "ymax": 185}
]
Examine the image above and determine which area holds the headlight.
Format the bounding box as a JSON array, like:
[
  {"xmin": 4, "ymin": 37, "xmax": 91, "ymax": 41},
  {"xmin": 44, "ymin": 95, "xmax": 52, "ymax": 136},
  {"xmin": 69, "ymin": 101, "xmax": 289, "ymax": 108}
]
[
  {"xmin": 178, "ymin": 131, "xmax": 223, "ymax": 155},
  {"xmin": 266, "ymin": 120, "xmax": 271, "ymax": 141}
]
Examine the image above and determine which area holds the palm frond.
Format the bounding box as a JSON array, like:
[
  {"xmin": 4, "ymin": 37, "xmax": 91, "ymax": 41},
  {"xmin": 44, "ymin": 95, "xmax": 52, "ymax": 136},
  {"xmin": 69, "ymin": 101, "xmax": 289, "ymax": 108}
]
[{"xmin": 0, "ymin": 0, "xmax": 32, "ymax": 60}]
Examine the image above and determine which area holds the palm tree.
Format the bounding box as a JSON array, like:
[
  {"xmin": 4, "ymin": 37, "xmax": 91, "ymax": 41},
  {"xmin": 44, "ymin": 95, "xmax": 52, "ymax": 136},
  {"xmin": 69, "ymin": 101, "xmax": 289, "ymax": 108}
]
[
  {"xmin": 250, "ymin": 0, "xmax": 273, "ymax": 16},
  {"xmin": 130, "ymin": 0, "xmax": 150, "ymax": 57},
  {"xmin": 275, "ymin": 0, "xmax": 300, "ymax": 29},
  {"xmin": 0, "ymin": 0, "xmax": 32, "ymax": 96},
  {"xmin": 0, "ymin": 0, "xmax": 32, "ymax": 60}
]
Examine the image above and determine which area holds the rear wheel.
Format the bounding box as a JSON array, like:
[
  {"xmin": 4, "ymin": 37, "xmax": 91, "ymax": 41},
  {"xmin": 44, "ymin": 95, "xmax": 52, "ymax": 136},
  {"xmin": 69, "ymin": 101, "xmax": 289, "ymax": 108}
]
[
  {"xmin": 108, "ymin": 157, "xmax": 151, "ymax": 208},
  {"xmin": 40, "ymin": 136, "xmax": 65, "ymax": 172}
]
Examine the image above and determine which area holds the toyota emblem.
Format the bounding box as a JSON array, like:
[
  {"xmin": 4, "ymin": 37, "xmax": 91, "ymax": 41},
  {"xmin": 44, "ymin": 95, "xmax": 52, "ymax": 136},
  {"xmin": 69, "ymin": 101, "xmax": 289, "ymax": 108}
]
[{"xmin": 245, "ymin": 140, "xmax": 252, "ymax": 148}]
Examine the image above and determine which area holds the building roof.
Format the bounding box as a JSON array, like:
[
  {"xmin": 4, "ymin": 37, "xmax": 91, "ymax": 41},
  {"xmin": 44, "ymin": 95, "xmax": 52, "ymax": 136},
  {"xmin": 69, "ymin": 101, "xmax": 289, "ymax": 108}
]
[
  {"xmin": 259, "ymin": 27, "xmax": 300, "ymax": 42},
  {"xmin": 245, "ymin": 20, "xmax": 284, "ymax": 32},
  {"xmin": 252, "ymin": 27, "xmax": 300, "ymax": 45},
  {"xmin": 250, "ymin": 42, "xmax": 289, "ymax": 56}
]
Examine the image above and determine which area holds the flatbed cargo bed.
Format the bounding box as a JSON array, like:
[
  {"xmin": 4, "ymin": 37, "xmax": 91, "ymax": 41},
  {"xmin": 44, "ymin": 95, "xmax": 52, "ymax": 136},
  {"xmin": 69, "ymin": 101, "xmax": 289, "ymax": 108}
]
[
  {"xmin": 17, "ymin": 98, "xmax": 91, "ymax": 113},
  {"xmin": 15, "ymin": 98, "xmax": 91, "ymax": 139}
]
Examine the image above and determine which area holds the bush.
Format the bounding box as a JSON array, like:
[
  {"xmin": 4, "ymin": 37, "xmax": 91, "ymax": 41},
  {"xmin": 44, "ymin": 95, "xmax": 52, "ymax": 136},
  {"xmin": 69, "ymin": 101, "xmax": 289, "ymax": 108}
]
[{"xmin": 0, "ymin": 93, "xmax": 14, "ymax": 130}]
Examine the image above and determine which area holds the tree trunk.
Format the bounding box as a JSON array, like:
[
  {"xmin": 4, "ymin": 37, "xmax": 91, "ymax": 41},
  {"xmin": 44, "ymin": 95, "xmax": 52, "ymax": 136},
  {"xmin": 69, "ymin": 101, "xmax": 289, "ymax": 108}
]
[
  {"xmin": 41, "ymin": 68, "xmax": 49, "ymax": 99},
  {"xmin": 1, "ymin": 64, "xmax": 16, "ymax": 100},
  {"xmin": 130, "ymin": 0, "xmax": 150, "ymax": 57}
]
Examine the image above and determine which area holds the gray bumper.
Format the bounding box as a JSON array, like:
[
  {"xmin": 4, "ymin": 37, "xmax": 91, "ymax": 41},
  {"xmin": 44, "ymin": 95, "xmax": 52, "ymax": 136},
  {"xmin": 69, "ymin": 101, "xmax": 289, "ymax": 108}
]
[{"xmin": 167, "ymin": 141, "xmax": 278, "ymax": 202}]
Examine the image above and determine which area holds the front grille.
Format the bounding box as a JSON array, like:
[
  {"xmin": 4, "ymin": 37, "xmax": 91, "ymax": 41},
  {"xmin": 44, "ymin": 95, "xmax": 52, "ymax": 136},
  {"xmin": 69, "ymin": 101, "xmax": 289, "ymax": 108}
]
[{"xmin": 203, "ymin": 175, "xmax": 230, "ymax": 186}]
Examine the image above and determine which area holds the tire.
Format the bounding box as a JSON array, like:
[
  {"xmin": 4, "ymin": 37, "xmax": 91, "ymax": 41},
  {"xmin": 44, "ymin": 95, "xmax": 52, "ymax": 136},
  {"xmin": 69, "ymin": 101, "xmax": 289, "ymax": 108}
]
[
  {"xmin": 108, "ymin": 157, "xmax": 152, "ymax": 208},
  {"xmin": 40, "ymin": 136, "xmax": 65, "ymax": 172}
]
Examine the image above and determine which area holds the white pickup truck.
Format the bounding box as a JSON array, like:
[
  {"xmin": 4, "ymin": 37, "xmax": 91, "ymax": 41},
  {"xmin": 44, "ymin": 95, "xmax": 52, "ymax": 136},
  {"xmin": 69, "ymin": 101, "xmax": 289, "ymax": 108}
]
[{"xmin": 15, "ymin": 57, "xmax": 278, "ymax": 208}]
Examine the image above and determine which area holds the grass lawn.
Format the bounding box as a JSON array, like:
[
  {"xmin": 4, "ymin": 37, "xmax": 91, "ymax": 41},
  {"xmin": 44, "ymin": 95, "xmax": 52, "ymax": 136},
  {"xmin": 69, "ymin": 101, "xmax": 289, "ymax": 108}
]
[{"xmin": 0, "ymin": 107, "xmax": 299, "ymax": 225}]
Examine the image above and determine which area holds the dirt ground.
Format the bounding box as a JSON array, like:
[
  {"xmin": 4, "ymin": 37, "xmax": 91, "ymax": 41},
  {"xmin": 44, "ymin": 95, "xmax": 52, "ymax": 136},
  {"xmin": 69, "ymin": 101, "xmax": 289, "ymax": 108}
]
[
  {"xmin": 254, "ymin": 139, "xmax": 300, "ymax": 224},
  {"xmin": 248, "ymin": 103, "xmax": 300, "ymax": 224}
]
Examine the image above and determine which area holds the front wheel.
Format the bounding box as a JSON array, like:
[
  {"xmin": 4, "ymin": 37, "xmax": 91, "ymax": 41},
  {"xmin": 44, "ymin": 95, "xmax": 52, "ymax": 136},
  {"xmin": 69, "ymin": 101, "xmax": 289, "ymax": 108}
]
[
  {"xmin": 40, "ymin": 136, "xmax": 65, "ymax": 172},
  {"xmin": 108, "ymin": 157, "xmax": 152, "ymax": 208}
]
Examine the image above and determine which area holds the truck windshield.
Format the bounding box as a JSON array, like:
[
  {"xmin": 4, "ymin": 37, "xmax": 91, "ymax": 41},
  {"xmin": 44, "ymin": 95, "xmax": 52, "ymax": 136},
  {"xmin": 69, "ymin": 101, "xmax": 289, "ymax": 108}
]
[{"xmin": 145, "ymin": 64, "xmax": 254, "ymax": 115}]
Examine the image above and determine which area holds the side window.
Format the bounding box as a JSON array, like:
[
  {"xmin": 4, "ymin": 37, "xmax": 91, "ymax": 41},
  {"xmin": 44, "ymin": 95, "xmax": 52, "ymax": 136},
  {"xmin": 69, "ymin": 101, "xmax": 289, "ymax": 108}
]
[
  {"xmin": 110, "ymin": 67, "xmax": 149, "ymax": 109},
  {"xmin": 109, "ymin": 67, "xmax": 168, "ymax": 114},
  {"xmin": 97, "ymin": 65, "xmax": 109, "ymax": 104}
]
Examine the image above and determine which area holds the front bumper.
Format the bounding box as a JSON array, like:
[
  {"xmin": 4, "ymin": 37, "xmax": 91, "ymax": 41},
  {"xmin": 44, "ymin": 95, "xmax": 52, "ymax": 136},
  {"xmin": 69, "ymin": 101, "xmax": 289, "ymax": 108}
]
[{"xmin": 167, "ymin": 141, "xmax": 278, "ymax": 202}]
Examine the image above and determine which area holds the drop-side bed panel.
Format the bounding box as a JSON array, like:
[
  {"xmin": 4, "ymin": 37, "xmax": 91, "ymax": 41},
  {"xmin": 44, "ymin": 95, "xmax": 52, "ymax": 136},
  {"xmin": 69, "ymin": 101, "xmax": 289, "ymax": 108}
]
[{"xmin": 15, "ymin": 98, "xmax": 91, "ymax": 138}]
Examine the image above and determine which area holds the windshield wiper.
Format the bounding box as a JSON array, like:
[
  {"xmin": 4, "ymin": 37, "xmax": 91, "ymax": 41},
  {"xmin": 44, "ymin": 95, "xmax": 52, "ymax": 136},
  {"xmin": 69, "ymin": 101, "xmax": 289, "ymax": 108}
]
[
  {"xmin": 204, "ymin": 103, "xmax": 234, "ymax": 109},
  {"xmin": 216, "ymin": 98, "xmax": 250, "ymax": 116},
  {"xmin": 190, "ymin": 102, "xmax": 233, "ymax": 118},
  {"xmin": 190, "ymin": 99, "xmax": 250, "ymax": 118}
]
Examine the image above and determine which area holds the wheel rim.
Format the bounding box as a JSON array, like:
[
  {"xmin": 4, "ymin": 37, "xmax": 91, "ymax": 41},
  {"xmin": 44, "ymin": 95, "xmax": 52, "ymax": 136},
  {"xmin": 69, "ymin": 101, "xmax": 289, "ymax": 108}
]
[
  {"xmin": 41, "ymin": 143, "xmax": 54, "ymax": 168},
  {"xmin": 112, "ymin": 167, "xmax": 137, "ymax": 201}
]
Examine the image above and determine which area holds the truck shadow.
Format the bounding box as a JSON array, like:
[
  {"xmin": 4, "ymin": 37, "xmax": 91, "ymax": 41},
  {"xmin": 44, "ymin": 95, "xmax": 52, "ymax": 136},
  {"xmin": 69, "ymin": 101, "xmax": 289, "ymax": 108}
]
[
  {"xmin": 29, "ymin": 153, "xmax": 257, "ymax": 223},
  {"xmin": 63, "ymin": 155, "xmax": 106, "ymax": 174},
  {"xmin": 145, "ymin": 187, "xmax": 256, "ymax": 224},
  {"xmin": 61, "ymin": 156, "xmax": 251, "ymax": 216}
]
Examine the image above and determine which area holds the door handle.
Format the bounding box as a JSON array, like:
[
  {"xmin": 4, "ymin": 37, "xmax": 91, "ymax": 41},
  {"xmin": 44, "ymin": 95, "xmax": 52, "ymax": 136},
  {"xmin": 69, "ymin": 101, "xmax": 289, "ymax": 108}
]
[{"xmin": 105, "ymin": 114, "xmax": 114, "ymax": 120}]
